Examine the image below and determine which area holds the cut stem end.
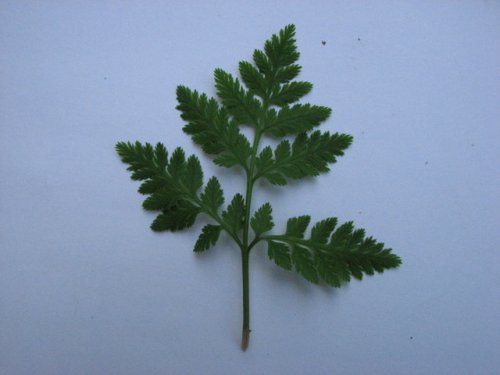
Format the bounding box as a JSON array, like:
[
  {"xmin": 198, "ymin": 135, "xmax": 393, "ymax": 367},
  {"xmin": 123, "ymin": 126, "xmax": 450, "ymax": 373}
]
[{"xmin": 241, "ymin": 328, "xmax": 250, "ymax": 351}]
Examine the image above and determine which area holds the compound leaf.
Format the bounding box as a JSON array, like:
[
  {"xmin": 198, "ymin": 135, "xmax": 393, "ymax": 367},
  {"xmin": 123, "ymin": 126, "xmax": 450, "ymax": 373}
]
[
  {"xmin": 116, "ymin": 141, "xmax": 206, "ymax": 232},
  {"xmin": 264, "ymin": 217, "xmax": 401, "ymax": 286},
  {"xmin": 117, "ymin": 24, "xmax": 402, "ymax": 349}
]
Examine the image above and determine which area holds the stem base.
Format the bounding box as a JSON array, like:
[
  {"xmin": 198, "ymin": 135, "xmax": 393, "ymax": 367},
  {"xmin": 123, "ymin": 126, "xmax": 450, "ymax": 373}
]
[{"xmin": 241, "ymin": 328, "xmax": 250, "ymax": 351}]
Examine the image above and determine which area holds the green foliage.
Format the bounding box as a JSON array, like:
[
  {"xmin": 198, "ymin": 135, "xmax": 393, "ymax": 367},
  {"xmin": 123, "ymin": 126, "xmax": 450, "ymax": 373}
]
[
  {"xmin": 266, "ymin": 218, "xmax": 401, "ymax": 287},
  {"xmin": 250, "ymin": 203, "xmax": 274, "ymax": 236},
  {"xmin": 116, "ymin": 24, "xmax": 401, "ymax": 349},
  {"xmin": 150, "ymin": 201, "xmax": 200, "ymax": 232},
  {"xmin": 264, "ymin": 104, "xmax": 332, "ymax": 136},
  {"xmin": 200, "ymin": 177, "xmax": 224, "ymax": 213},
  {"xmin": 214, "ymin": 69, "xmax": 262, "ymax": 127},
  {"xmin": 116, "ymin": 141, "xmax": 201, "ymax": 231},
  {"xmin": 286, "ymin": 216, "xmax": 311, "ymax": 238},
  {"xmin": 222, "ymin": 194, "xmax": 246, "ymax": 233},
  {"xmin": 254, "ymin": 131, "xmax": 353, "ymax": 185},
  {"xmin": 194, "ymin": 224, "xmax": 222, "ymax": 252},
  {"xmin": 176, "ymin": 86, "xmax": 252, "ymax": 170},
  {"xmin": 267, "ymin": 241, "xmax": 292, "ymax": 270}
]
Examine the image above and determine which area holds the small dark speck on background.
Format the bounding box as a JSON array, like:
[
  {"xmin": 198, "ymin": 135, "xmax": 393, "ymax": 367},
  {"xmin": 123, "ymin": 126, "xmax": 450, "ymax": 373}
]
[
  {"xmin": 410, "ymin": 336, "xmax": 413, "ymax": 340},
  {"xmin": 357, "ymin": 37, "xmax": 361, "ymax": 41},
  {"xmin": 425, "ymin": 161, "xmax": 429, "ymax": 165},
  {"xmin": 321, "ymin": 40, "xmax": 326, "ymax": 45},
  {"xmin": 104, "ymin": 77, "xmax": 107, "ymax": 80}
]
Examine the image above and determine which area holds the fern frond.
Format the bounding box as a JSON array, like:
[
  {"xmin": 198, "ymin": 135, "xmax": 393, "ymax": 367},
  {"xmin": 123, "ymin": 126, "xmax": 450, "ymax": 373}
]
[{"xmin": 116, "ymin": 24, "xmax": 401, "ymax": 350}]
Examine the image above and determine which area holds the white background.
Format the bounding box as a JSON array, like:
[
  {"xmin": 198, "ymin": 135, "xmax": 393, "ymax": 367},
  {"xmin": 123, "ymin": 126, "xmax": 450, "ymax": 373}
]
[{"xmin": 1, "ymin": 1, "xmax": 499, "ymax": 374}]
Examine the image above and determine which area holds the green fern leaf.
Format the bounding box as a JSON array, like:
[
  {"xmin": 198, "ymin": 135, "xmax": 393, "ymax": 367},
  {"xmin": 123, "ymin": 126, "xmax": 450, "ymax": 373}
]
[
  {"xmin": 222, "ymin": 194, "xmax": 245, "ymax": 233},
  {"xmin": 214, "ymin": 68, "xmax": 262, "ymax": 127},
  {"xmin": 250, "ymin": 203, "xmax": 274, "ymax": 236},
  {"xmin": 263, "ymin": 217, "xmax": 401, "ymax": 286},
  {"xmin": 182, "ymin": 155, "xmax": 203, "ymax": 193},
  {"xmin": 286, "ymin": 216, "xmax": 311, "ymax": 238},
  {"xmin": 311, "ymin": 217, "xmax": 338, "ymax": 244},
  {"xmin": 264, "ymin": 24, "xmax": 299, "ymax": 69},
  {"xmin": 194, "ymin": 224, "xmax": 222, "ymax": 252},
  {"xmin": 239, "ymin": 61, "xmax": 267, "ymax": 99},
  {"xmin": 274, "ymin": 64, "xmax": 301, "ymax": 84},
  {"xmin": 116, "ymin": 142, "xmax": 206, "ymax": 232},
  {"xmin": 252, "ymin": 49, "xmax": 272, "ymax": 78},
  {"xmin": 167, "ymin": 147, "xmax": 186, "ymax": 178},
  {"xmin": 267, "ymin": 241, "xmax": 292, "ymax": 270},
  {"xmin": 269, "ymin": 81, "xmax": 313, "ymax": 107},
  {"xmin": 255, "ymin": 131, "xmax": 353, "ymax": 185},
  {"xmin": 200, "ymin": 177, "xmax": 224, "ymax": 213},
  {"xmin": 292, "ymin": 245, "xmax": 319, "ymax": 283},
  {"xmin": 176, "ymin": 86, "xmax": 251, "ymax": 170},
  {"xmin": 265, "ymin": 104, "xmax": 332, "ymax": 137},
  {"xmin": 116, "ymin": 24, "xmax": 401, "ymax": 350},
  {"xmin": 150, "ymin": 201, "xmax": 200, "ymax": 232}
]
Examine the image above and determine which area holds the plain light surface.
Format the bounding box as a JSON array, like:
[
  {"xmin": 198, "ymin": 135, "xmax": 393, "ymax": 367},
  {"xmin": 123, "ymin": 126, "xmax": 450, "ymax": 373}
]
[{"xmin": 1, "ymin": 1, "xmax": 499, "ymax": 374}]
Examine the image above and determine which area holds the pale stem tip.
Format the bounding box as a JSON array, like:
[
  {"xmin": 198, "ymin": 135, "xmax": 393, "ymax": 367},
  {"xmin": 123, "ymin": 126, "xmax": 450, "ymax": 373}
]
[{"xmin": 241, "ymin": 328, "xmax": 250, "ymax": 351}]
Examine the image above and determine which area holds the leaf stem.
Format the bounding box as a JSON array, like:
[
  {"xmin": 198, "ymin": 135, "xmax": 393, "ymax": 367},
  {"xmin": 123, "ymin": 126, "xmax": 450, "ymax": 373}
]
[
  {"xmin": 240, "ymin": 248, "xmax": 250, "ymax": 350},
  {"xmin": 155, "ymin": 166, "xmax": 244, "ymax": 249},
  {"xmin": 247, "ymin": 236, "xmax": 261, "ymax": 252},
  {"xmin": 239, "ymin": 126, "xmax": 263, "ymax": 350},
  {"xmin": 243, "ymin": 129, "xmax": 262, "ymax": 247},
  {"xmin": 261, "ymin": 234, "xmax": 332, "ymax": 254},
  {"xmin": 261, "ymin": 234, "xmax": 332, "ymax": 252}
]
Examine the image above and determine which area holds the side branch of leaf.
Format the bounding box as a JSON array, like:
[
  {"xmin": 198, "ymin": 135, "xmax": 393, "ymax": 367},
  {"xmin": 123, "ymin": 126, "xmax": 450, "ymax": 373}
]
[
  {"xmin": 153, "ymin": 170, "xmax": 244, "ymax": 249},
  {"xmin": 261, "ymin": 232, "xmax": 401, "ymax": 286},
  {"xmin": 116, "ymin": 141, "xmax": 244, "ymax": 248},
  {"xmin": 177, "ymin": 86, "xmax": 251, "ymax": 172},
  {"xmin": 189, "ymin": 194, "xmax": 244, "ymax": 249},
  {"xmin": 253, "ymin": 131, "xmax": 352, "ymax": 184}
]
